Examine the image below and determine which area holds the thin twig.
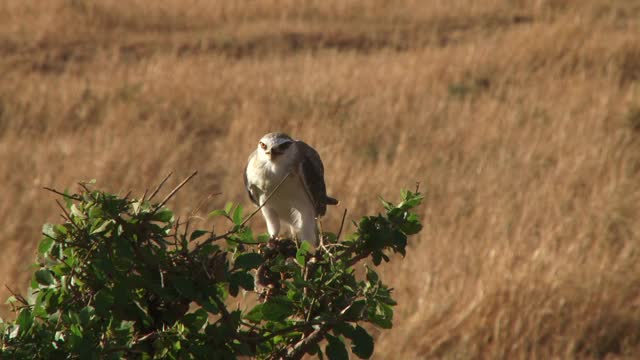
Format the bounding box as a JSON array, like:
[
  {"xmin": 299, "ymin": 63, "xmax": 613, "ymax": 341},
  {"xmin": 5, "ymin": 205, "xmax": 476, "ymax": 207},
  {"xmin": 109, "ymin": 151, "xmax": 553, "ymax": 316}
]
[
  {"xmin": 346, "ymin": 251, "xmax": 370, "ymax": 268},
  {"xmin": 182, "ymin": 217, "xmax": 190, "ymax": 247},
  {"xmin": 155, "ymin": 171, "xmax": 197, "ymax": 210},
  {"xmin": 55, "ymin": 200, "xmax": 82, "ymax": 233},
  {"xmin": 42, "ymin": 187, "xmax": 81, "ymax": 200},
  {"xmin": 191, "ymin": 192, "xmax": 223, "ymax": 216},
  {"xmin": 193, "ymin": 172, "xmax": 291, "ymax": 252},
  {"xmin": 283, "ymin": 323, "xmax": 331, "ymax": 360},
  {"xmin": 336, "ymin": 208, "xmax": 348, "ymax": 241},
  {"xmin": 243, "ymin": 322, "xmax": 316, "ymax": 343},
  {"xmin": 193, "ymin": 171, "xmax": 292, "ymax": 252},
  {"xmin": 4, "ymin": 285, "xmax": 28, "ymax": 306},
  {"xmin": 209, "ymin": 293, "xmax": 232, "ymax": 321},
  {"xmin": 240, "ymin": 171, "xmax": 291, "ymax": 227},
  {"xmin": 77, "ymin": 182, "xmax": 93, "ymax": 195},
  {"xmin": 148, "ymin": 172, "xmax": 173, "ymax": 202}
]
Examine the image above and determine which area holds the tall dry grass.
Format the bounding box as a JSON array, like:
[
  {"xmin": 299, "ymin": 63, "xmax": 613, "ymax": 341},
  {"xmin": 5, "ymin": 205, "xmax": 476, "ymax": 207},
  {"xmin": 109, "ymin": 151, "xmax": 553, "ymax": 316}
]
[{"xmin": 2, "ymin": 0, "xmax": 640, "ymax": 358}]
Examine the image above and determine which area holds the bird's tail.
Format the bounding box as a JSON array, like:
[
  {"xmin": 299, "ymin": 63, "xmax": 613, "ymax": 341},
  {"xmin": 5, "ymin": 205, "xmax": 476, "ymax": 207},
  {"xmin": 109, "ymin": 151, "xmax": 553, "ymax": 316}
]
[{"xmin": 325, "ymin": 196, "xmax": 339, "ymax": 206}]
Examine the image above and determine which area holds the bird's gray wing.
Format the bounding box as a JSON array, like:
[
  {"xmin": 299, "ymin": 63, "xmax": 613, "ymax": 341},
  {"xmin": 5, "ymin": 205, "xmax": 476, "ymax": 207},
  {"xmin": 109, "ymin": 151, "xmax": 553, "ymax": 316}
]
[
  {"xmin": 244, "ymin": 151, "xmax": 259, "ymax": 206},
  {"xmin": 295, "ymin": 141, "xmax": 337, "ymax": 216}
]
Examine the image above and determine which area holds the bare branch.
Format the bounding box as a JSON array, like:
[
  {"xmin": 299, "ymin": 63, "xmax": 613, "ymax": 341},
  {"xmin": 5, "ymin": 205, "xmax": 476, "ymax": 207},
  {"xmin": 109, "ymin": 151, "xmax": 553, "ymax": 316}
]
[
  {"xmin": 148, "ymin": 172, "xmax": 173, "ymax": 202},
  {"xmin": 4, "ymin": 285, "xmax": 28, "ymax": 306},
  {"xmin": 191, "ymin": 192, "xmax": 223, "ymax": 216},
  {"xmin": 284, "ymin": 323, "xmax": 331, "ymax": 360},
  {"xmin": 346, "ymin": 251, "xmax": 371, "ymax": 268},
  {"xmin": 155, "ymin": 171, "xmax": 198, "ymax": 210},
  {"xmin": 55, "ymin": 199, "xmax": 83, "ymax": 233},
  {"xmin": 336, "ymin": 208, "xmax": 348, "ymax": 241},
  {"xmin": 42, "ymin": 187, "xmax": 81, "ymax": 200}
]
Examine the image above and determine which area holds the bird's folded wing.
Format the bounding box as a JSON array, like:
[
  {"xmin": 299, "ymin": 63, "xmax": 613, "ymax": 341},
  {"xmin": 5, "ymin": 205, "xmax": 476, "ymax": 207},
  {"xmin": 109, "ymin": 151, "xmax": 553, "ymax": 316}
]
[
  {"xmin": 296, "ymin": 141, "xmax": 331, "ymax": 216},
  {"xmin": 243, "ymin": 153, "xmax": 259, "ymax": 206}
]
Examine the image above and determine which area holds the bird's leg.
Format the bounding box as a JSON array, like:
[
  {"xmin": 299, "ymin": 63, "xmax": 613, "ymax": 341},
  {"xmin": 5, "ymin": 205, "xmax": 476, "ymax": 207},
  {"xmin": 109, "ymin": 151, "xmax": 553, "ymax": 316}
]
[
  {"xmin": 317, "ymin": 218, "xmax": 325, "ymax": 249},
  {"xmin": 316, "ymin": 218, "xmax": 335, "ymax": 263},
  {"xmin": 300, "ymin": 213, "xmax": 318, "ymax": 248},
  {"xmin": 261, "ymin": 206, "xmax": 280, "ymax": 240}
]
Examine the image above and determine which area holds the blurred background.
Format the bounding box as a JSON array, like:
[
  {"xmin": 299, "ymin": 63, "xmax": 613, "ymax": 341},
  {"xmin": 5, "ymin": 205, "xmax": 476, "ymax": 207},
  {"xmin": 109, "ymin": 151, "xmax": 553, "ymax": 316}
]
[{"xmin": 2, "ymin": 0, "xmax": 640, "ymax": 358}]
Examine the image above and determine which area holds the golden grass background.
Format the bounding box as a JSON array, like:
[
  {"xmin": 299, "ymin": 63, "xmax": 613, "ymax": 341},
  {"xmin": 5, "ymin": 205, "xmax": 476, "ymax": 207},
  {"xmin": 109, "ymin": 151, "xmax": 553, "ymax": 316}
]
[{"xmin": 2, "ymin": 0, "xmax": 640, "ymax": 358}]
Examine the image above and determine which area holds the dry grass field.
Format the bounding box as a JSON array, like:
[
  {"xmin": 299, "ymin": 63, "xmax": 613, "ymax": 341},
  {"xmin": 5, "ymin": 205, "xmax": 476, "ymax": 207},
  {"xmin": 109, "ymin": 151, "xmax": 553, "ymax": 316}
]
[{"xmin": 2, "ymin": 0, "xmax": 640, "ymax": 358}]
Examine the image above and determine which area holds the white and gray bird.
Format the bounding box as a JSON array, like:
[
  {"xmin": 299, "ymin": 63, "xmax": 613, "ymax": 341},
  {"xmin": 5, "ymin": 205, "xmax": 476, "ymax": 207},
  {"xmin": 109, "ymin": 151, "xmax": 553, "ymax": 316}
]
[{"xmin": 244, "ymin": 132, "xmax": 338, "ymax": 246}]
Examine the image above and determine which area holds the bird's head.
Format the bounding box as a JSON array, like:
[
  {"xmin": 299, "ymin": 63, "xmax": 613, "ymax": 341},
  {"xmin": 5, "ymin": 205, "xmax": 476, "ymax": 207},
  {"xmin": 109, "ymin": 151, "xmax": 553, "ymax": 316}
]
[{"xmin": 257, "ymin": 132, "xmax": 295, "ymax": 162}]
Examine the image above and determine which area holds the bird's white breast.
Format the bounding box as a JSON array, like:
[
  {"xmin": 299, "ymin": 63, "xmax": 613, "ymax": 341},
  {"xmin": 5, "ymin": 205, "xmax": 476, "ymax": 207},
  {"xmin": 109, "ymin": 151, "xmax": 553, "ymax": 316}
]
[
  {"xmin": 246, "ymin": 154, "xmax": 314, "ymax": 225},
  {"xmin": 246, "ymin": 155, "xmax": 291, "ymax": 197}
]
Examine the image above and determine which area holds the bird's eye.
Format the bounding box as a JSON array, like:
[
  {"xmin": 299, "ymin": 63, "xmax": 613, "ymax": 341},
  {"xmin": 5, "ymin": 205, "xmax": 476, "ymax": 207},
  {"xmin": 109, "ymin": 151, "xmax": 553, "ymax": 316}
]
[{"xmin": 259, "ymin": 142, "xmax": 267, "ymax": 150}]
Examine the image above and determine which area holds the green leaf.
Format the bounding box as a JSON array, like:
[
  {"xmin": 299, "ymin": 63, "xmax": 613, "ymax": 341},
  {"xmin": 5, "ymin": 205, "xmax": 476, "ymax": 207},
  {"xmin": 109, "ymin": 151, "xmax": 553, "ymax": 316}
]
[
  {"xmin": 183, "ymin": 308, "xmax": 208, "ymax": 330},
  {"xmin": 369, "ymin": 316, "xmax": 392, "ymax": 329},
  {"xmin": 4, "ymin": 295, "xmax": 16, "ymax": 305},
  {"xmin": 398, "ymin": 190, "xmax": 423, "ymax": 209},
  {"xmin": 232, "ymin": 204, "xmax": 243, "ymax": 225},
  {"xmin": 323, "ymin": 232, "xmax": 338, "ymax": 243},
  {"xmin": 190, "ymin": 230, "xmax": 209, "ymax": 241},
  {"xmin": 326, "ymin": 334, "xmax": 349, "ymax": 360},
  {"xmin": 38, "ymin": 237, "xmax": 55, "ymax": 255},
  {"xmin": 296, "ymin": 241, "xmax": 312, "ymax": 266},
  {"xmin": 308, "ymin": 343, "xmax": 324, "ymax": 359},
  {"xmin": 371, "ymin": 251, "xmax": 382, "ymax": 266},
  {"xmin": 351, "ymin": 326, "xmax": 374, "ymax": 359},
  {"xmin": 230, "ymin": 272, "xmax": 255, "ymax": 292},
  {"xmin": 152, "ymin": 208, "xmax": 174, "ymax": 222},
  {"xmin": 234, "ymin": 253, "xmax": 264, "ymax": 270},
  {"xmin": 16, "ymin": 308, "xmax": 33, "ymax": 333},
  {"xmin": 56, "ymin": 224, "xmax": 69, "ymax": 235},
  {"xmin": 42, "ymin": 223, "xmax": 57, "ymax": 239},
  {"xmin": 245, "ymin": 297, "xmax": 294, "ymax": 322},
  {"xmin": 79, "ymin": 306, "xmax": 94, "ymax": 326},
  {"xmin": 70, "ymin": 323, "xmax": 83, "ymax": 338},
  {"xmin": 208, "ymin": 209, "xmax": 227, "ymax": 218},
  {"xmin": 343, "ymin": 300, "xmax": 367, "ymax": 321},
  {"xmin": 245, "ymin": 304, "xmax": 265, "ymax": 323},
  {"xmin": 366, "ymin": 266, "xmax": 379, "ymax": 284},
  {"xmin": 378, "ymin": 196, "xmax": 395, "ymax": 211},
  {"xmin": 91, "ymin": 219, "xmax": 114, "ymax": 235},
  {"xmin": 256, "ymin": 233, "xmax": 271, "ymax": 243},
  {"xmin": 400, "ymin": 214, "xmax": 423, "ymax": 235},
  {"xmin": 238, "ymin": 226, "xmax": 256, "ymax": 243},
  {"xmin": 94, "ymin": 289, "xmax": 114, "ymax": 315},
  {"xmin": 88, "ymin": 206, "xmax": 104, "ymax": 219},
  {"xmin": 333, "ymin": 322, "xmax": 355, "ymax": 338},
  {"xmin": 70, "ymin": 204, "xmax": 84, "ymax": 219},
  {"xmin": 200, "ymin": 297, "xmax": 220, "ymax": 314},
  {"xmin": 35, "ymin": 269, "xmax": 54, "ymax": 285},
  {"xmin": 262, "ymin": 298, "xmax": 295, "ymax": 321},
  {"xmin": 224, "ymin": 202, "xmax": 234, "ymax": 215},
  {"xmin": 173, "ymin": 277, "xmax": 197, "ymax": 298}
]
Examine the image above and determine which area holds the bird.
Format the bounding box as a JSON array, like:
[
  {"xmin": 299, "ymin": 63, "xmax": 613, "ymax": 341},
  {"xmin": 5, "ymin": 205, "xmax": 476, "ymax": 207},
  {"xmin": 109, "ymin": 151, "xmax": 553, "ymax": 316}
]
[{"xmin": 244, "ymin": 132, "xmax": 338, "ymax": 246}]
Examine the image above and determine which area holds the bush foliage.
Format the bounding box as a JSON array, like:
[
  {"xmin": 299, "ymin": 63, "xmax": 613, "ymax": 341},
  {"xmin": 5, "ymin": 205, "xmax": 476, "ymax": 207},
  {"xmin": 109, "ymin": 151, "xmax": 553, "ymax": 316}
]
[{"xmin": 0, "ymin": 176, "xmax": 423, "ymax": 359}]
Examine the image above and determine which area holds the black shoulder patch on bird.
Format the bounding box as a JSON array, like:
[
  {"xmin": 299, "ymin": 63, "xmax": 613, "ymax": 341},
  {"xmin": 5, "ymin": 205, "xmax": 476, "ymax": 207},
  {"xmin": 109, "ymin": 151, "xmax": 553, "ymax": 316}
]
[
  {"xmin": 296, "ymin": 141, "xmax": 339, "ymax": 216},
  {"xmin": 243, "ymin": 157, "xmax": 259, "ymax": 206}
]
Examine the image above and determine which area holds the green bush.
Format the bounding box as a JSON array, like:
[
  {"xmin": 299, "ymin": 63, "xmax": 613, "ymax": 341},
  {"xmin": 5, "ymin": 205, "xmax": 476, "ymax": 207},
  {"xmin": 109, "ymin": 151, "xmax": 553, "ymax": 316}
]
[{"xmin": 0, "ymin": 175, "xmax": 423, "ymax": 359}]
